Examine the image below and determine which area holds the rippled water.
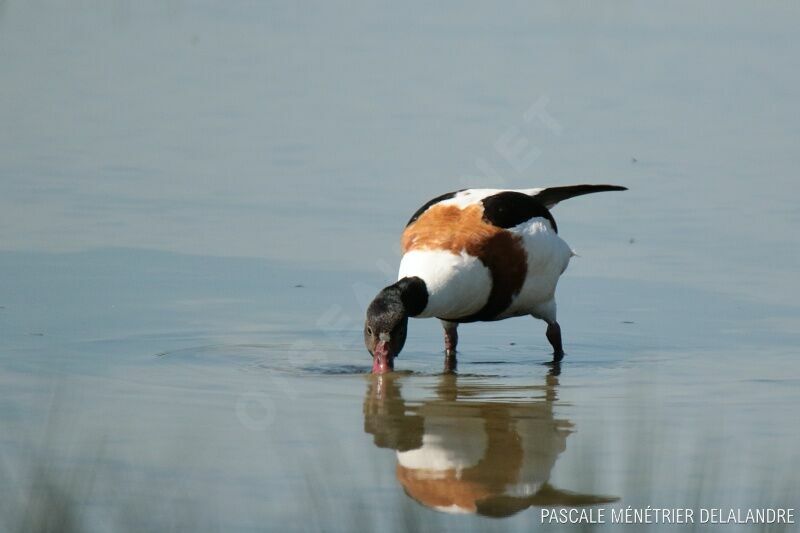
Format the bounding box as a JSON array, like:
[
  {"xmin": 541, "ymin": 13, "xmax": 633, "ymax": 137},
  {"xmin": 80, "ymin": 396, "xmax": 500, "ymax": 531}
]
[{"xmin": 1, "ymin": 2, "xmax": 799, "ymax": 532}]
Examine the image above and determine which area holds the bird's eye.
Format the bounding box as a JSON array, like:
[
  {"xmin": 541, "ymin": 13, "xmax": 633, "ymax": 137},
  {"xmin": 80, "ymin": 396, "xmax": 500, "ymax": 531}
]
[{"xmin": 366, "ymin": 326, "xmax": 373, "ymax": 336}]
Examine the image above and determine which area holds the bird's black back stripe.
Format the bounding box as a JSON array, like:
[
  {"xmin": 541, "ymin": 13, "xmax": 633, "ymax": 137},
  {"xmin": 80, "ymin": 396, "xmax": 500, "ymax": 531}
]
[
  {"xmin": 406, "ymin": 190, "xmax": 463, "ymax": 227},
  {"xmin": 480, "ymin": 191, "xmax": 558, "ymax": 232}
]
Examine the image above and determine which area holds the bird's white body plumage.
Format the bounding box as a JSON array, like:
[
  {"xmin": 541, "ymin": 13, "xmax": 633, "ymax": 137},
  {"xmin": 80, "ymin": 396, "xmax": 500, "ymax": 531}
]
[
  {"xmin": 398, "ymin": 188, "xmax": 573, "ymax": 323},
  {"xmin": 398, "ymin": 249, "xmax": 492, "ymax": 319},
  {"xmin": 496, "ymin": 218, "xmax": 572, "ymax": 322}
]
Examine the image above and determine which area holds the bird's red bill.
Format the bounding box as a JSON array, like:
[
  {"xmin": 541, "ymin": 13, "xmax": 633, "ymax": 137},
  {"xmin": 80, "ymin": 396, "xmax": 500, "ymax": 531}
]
[{"xmin": 372, "ymin": 340, "xmax": 393, "ymax": 374}]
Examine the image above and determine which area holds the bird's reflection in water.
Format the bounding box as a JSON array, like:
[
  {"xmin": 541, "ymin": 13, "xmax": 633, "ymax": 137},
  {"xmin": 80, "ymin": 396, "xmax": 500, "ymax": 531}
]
[{"xmin": 363, "ymin": 368, "xmax": 617, "ymax": 517}]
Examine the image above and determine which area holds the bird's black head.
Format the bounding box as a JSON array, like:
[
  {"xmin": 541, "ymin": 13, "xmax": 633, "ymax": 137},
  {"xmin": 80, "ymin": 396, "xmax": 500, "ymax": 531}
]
[{"xmin": 364, "ymin": 277, "xmax": 427, "ymax": 374}]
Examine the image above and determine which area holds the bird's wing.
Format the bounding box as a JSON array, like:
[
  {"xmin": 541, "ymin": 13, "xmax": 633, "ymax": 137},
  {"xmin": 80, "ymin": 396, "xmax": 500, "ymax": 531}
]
[
  {"xmin": 407, "ymin": 188, "xmax": 556, "ymax": 233},
  {"xmin": 406, "ymin": 185, "xmax": 626, "ymax": 229}
]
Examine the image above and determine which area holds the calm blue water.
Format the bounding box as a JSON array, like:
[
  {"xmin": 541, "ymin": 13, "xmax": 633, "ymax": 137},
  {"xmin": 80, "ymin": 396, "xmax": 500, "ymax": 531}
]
[{"xmin": 1, "ymin": 2, "xmax": 799, "ymax": 531}]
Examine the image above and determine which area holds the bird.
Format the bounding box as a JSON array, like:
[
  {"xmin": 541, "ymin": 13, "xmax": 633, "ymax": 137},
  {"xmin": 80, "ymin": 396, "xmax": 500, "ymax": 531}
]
[{"xmin": 364, "ymin": 184, "xmax": 627, "ymax": 373}]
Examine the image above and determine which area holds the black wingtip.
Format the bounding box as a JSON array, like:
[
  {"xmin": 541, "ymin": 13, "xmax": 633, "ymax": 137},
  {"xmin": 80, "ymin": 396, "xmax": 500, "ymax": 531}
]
[
  {"xmin": 586, "ymin": 184, "xmax": 628, "ymax": 192},
  {"xmin": 533, "ymin": 184, "xmax": 628, "ymax": 208}
]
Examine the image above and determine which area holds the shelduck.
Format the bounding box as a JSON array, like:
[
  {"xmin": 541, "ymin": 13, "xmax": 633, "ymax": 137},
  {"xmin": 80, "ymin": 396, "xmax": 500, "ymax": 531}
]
[{"xmin": 364, "ymin": 184, "xmax": 627, "ymax": 373}]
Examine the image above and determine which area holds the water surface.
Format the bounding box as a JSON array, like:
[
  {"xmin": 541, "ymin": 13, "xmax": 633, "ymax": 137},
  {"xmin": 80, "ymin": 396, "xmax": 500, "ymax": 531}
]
[{"xmin": 1, "ymin": 2, "xmax": 799, "ymax": 531}]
